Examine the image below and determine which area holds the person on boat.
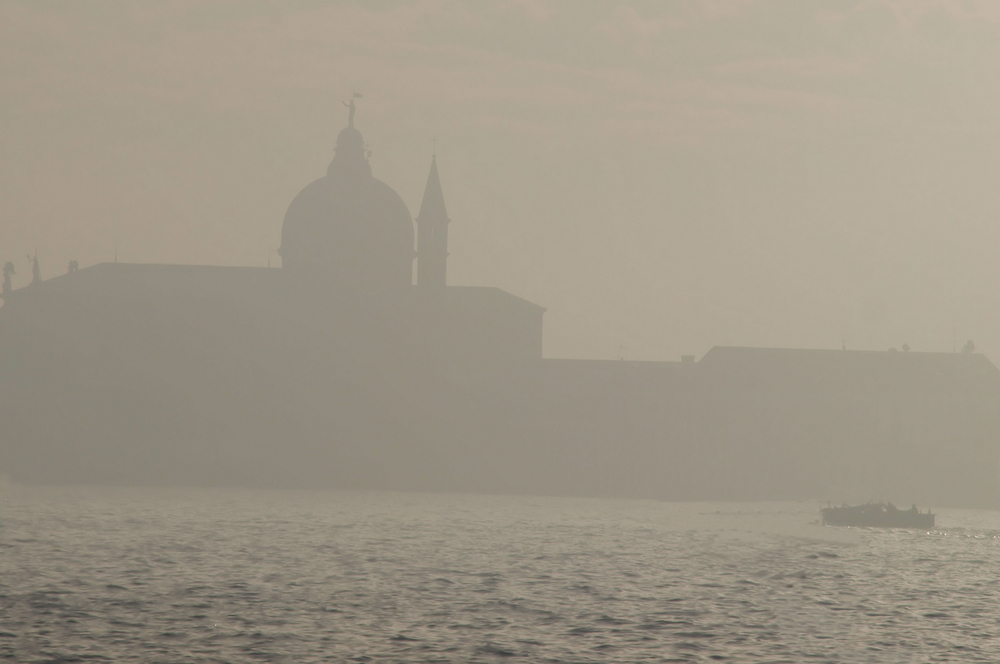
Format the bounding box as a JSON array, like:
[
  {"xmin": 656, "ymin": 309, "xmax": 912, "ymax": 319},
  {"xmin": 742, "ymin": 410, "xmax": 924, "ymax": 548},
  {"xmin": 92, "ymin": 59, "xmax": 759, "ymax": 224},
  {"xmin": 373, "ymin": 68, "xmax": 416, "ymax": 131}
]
[{"xmin": 909, "ymin": 504, "xmax": 918, "ymax": 514}]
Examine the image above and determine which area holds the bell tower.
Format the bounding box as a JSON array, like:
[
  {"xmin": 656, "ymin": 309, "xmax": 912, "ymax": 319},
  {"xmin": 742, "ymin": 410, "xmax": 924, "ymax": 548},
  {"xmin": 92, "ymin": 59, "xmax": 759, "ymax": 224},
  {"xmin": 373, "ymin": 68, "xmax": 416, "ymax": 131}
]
[{"xmin": 416, "ymin": 153, "xmax": 449, "ymax": 290}]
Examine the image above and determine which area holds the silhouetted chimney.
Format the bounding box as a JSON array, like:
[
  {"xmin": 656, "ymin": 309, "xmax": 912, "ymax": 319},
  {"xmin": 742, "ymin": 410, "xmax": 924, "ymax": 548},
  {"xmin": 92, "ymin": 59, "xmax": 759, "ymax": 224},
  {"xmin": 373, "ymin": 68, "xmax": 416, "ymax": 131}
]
[{"xmin": 416, "ymin": 153, "xmax": 449, "ymax": 291}]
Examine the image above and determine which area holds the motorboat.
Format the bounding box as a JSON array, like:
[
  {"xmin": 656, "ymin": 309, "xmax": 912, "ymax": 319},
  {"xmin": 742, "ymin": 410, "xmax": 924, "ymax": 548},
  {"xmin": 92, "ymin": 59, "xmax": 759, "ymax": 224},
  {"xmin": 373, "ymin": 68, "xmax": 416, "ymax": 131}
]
[{"xmin": 821, "ymin": 501, "xmax": 934, "ymax": 528}]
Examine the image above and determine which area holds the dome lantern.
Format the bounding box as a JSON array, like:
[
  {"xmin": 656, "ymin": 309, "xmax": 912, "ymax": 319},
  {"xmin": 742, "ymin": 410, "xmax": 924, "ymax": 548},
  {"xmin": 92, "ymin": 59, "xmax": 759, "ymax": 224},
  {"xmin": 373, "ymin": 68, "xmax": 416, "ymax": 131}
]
[{"xmin": 279, "ymin": 99, "xmax": 415, "ymax": 291}]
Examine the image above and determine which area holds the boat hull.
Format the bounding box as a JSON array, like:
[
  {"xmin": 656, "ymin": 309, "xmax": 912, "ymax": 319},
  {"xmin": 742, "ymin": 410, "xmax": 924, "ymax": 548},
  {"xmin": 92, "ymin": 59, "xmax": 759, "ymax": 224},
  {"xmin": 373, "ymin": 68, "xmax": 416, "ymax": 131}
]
[{"xmin": 821, "ymin": 504, "xmax": 934, "ymax": 529}]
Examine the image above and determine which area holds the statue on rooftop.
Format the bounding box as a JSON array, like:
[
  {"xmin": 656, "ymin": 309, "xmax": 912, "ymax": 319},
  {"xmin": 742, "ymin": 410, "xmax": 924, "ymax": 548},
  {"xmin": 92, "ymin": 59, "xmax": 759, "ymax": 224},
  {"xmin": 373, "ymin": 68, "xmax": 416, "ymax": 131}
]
[
  {"xmin": 27, "ymin": 252, "xmax": 41, "ymax": 285},
  {"xmin": 2, "ymin": 261, "xmax": 14, "ymax": 295},
  {"xmin": 343, "ymin": 92, "xmax": 362, "ymax": 127}
]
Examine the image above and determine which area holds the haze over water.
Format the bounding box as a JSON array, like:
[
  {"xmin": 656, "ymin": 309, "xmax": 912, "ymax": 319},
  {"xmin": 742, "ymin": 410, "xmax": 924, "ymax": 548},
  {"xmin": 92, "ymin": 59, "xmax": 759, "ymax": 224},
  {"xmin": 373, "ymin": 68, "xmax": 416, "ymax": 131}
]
[
  {"xmin": 5, "ymin": 3, "xmax": 1000, "ymax": 662},
  {"xmin": 3, "ymin": 486, "xmax": 1000, "ymax": 663}
]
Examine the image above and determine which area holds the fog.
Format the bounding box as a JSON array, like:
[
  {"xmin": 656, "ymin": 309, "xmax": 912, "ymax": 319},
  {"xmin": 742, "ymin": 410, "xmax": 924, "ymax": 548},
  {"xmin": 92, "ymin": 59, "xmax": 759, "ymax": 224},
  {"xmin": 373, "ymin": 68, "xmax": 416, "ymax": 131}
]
[
  {"xmin": 3, "ymin": 1, "xmax": 1000, "ymax": 505},
  {"xmin": 5, "ymin": 1, "xmax": 1000, "ymax": 362},
  {"xmin": 8, "ymin": 4, "xmax": 1000, "ymax": 661}
]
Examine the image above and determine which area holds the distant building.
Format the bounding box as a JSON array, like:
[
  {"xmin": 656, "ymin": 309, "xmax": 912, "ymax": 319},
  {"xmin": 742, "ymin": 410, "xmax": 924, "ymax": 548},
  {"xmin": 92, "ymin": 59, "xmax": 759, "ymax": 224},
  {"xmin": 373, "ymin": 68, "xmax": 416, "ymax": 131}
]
[
  {"xmin": 1, "ymin": 106, "xmax": 998, "ymax": 507},
  {"xmin": 279, "ymin": 101, "xmax": 414, "ymax": 291},
  {"xmin": 531, "ymin": 349, "xmax": 1000, "ymax": 507}
]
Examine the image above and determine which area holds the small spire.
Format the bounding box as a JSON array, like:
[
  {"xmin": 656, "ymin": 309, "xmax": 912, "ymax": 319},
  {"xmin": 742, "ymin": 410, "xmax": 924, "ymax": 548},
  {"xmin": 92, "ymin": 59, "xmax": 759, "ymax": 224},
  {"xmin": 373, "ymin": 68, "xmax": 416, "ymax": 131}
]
[
  {"xmin": 416, "ymin": 152, "xmax": 450, "ymax": 290},
  {"xmin": 417, "ymin": 153, "xmax": 449, "ymax": 223}
]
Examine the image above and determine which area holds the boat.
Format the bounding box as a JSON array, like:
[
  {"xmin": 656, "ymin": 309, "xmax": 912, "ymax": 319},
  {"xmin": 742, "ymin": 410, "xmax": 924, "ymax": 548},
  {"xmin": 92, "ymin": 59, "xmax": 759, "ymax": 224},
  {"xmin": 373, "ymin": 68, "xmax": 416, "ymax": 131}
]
[{"xmin": 821, "ymin": 501, "xmax": 934, "ymax": 528}]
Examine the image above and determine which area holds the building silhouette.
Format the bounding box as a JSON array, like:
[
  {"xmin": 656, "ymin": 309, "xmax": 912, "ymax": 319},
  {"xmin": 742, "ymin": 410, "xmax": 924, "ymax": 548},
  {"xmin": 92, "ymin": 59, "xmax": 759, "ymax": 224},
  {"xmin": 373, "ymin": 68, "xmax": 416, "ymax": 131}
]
[
  {"xmin": 1, "ymin": 106, "xmax": 998, "ymax": 507},
  {"xmin": 279, "ymin": 100, "xmax": 414, "ymax": 291},
  {"xmin": 416, "ymin": 153, "xmax": 450, "ymax": 292}
]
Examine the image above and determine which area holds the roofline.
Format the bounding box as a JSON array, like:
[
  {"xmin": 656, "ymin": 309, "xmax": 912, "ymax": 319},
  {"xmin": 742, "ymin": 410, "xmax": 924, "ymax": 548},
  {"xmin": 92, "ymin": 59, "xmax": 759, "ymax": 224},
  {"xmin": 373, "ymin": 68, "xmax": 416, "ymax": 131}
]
[
  {"xmin": 0, "ymin": 262, "xmax": 276, "ymax": 299},
  {"xmin": 702, "ymin": 345, "xmax": 981, "ymax": 359},
  {"xmin": 443, "ymin": 285, "xmax": 546, "ymax": 311}
]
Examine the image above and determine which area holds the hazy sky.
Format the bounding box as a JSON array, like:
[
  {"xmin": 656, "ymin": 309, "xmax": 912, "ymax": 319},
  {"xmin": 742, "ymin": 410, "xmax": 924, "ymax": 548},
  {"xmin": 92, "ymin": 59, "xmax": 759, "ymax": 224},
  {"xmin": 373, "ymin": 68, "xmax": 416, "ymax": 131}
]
[{"xmin": 4, "ymin": 0, "xmax": 1000, "ymax": 361}]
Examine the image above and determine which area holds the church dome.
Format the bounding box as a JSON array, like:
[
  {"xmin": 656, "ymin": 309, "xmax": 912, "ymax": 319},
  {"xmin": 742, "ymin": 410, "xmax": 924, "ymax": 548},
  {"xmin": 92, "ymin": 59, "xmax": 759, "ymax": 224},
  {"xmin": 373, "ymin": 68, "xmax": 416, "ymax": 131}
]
[{"xmin": 279, "ymin": 104, "xmax": 415, "ymax": 290}]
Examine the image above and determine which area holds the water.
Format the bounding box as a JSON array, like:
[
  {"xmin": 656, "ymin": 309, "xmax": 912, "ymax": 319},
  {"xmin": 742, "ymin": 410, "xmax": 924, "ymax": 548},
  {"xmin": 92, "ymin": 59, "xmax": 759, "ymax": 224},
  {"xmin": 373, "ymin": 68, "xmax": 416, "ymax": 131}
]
[{"xmin": 2, "ymin": 486, "xmax": 1000, "ymax": 663}]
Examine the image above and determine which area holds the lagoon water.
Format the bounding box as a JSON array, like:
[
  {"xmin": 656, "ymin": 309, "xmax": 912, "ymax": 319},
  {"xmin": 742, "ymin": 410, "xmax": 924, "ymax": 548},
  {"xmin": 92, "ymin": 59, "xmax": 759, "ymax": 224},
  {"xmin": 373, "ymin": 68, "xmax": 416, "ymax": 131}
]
[{"xmin": 2, "ymin": 485, "xmax": 999, "ymax": 663}]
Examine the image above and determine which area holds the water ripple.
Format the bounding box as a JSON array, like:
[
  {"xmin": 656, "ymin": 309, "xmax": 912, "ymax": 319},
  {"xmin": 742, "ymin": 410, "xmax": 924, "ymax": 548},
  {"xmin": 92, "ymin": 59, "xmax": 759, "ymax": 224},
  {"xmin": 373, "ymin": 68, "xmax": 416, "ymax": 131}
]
[{"xmin": 3, "ymin": 487, "xmax": 1000, "ymax": 662}]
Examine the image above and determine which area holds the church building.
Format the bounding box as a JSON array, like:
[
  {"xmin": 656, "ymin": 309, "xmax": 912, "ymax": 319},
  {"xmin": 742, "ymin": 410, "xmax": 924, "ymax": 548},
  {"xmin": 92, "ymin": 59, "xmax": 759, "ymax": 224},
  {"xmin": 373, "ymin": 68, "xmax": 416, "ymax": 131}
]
[{"xmin": 1, "ymin": 103, "xmax": 998, "ymax": 508}]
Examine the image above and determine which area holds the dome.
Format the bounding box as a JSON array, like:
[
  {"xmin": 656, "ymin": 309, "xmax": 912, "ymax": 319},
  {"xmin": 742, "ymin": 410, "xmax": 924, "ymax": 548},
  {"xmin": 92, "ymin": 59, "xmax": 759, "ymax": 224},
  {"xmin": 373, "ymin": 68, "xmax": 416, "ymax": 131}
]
[{"xmin": 279, "ymin": 108, "xmax": 415, "ymax": 291}]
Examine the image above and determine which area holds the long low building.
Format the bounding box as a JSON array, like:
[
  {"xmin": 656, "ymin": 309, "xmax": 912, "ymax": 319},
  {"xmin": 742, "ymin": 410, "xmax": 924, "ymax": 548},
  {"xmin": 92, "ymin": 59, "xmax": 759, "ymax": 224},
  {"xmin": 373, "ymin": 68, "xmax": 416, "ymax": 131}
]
[{"xmin": 529, "ymin": 350, "xmax": 1000, "ymax": 507}]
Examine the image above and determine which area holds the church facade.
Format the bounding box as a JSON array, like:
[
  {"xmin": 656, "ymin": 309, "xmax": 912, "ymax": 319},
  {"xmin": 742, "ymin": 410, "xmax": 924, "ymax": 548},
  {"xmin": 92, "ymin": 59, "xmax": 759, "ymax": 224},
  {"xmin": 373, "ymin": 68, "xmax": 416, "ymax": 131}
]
[{"xmin": 1, "ymin": 106, "xmax": 998, "ymax": 508}]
